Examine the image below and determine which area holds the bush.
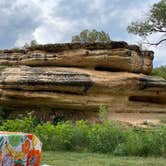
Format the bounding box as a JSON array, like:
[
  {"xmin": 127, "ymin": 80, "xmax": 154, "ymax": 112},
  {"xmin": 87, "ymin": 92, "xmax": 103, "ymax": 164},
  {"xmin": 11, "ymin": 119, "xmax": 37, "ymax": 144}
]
[
  {"xmin": 54, "ymin": 121, "xmax": 75, "ymax": 150},
  {"xmin": 35, "ymin": 121, "xmax": 89, "ymax": 151},
  {"xmin": 0, "ymin": 116, "xmax": 35, "ymax": 133},
  {"xmin": 98, "ymin": 105, "xmax": 108, "ymax": 122},
  {"xmin": 70, "ymin": 120, "xmax": 89, "ymax": 151},
  {"xmin": 123, "ymin": 129, "xmax": 144, "ymax": 156},
  {"xmin": 35, "ymin": 123, "xmax": 57, "ymax": 151},
  {"xmin": 0, "ymin": 117, "xmax": 166, "ymax": 157},
  {"xmin": 35, "ymin": 122, "xmax": 75, "ymax": 151},
  {"xmin": 151, "ymin": 66, "xmax": 166, "ymax": 80},
  {"xmin": 143, "ymin": 126, "xmax": 166, "ymax": 157},
  {"xmin": 87, "ymin": 121, "xmax": 125, "ymax": 153},
  {"xmin": 120, "ymin": 126, "xmax": 166, "ymax": 157}
]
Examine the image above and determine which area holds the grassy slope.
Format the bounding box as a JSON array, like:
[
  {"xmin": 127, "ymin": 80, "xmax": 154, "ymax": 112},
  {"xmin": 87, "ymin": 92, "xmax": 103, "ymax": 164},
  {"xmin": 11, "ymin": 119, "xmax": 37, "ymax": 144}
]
[{"xmin": 41, "ymin": 151, "xmax": 166, "ymax": 166}]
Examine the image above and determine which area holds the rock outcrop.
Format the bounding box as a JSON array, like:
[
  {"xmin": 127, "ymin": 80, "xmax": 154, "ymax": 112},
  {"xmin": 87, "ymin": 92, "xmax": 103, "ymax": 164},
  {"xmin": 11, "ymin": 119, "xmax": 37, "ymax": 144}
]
[
  {"xmin": 0, "ymin": 42, "xmax": 154, "ymax": 74},
  {"xmin": 0, "ymin": 41, "xmax": 165, "ymax": 121}
]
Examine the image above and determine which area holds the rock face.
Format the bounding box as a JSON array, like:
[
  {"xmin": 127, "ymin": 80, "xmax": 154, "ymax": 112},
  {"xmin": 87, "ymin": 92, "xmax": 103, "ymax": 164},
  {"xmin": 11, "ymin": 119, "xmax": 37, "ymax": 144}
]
[
  {"xmin": 0, "ymin": 41, "xmax": 165, "ymax": 121},
  {"xmin": 0, "ymin": 42, "xmax": 154, "ymax": 74}
]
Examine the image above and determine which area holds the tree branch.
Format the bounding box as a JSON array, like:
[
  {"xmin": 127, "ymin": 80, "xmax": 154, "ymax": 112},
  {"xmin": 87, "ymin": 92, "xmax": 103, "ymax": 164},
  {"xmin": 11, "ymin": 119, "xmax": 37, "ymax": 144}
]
[
  {"xmin": 152, "ymin": 27, "xmax": 166, "ymax": 33},
  {"xmin": 144, "ymin": 38, "xmax": 166, "ymax": 46}
]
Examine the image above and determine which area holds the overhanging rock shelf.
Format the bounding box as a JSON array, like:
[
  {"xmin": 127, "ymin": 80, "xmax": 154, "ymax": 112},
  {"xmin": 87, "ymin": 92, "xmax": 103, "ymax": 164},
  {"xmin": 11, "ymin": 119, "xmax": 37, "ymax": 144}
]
[{"xmin": 0, "ymin": 41, "xmax": 165, "ymax": 120}]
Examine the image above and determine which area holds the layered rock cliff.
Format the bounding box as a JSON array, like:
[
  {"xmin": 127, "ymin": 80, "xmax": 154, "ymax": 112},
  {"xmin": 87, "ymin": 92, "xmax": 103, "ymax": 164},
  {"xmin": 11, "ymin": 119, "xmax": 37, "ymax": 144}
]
[
  {"xmin": 0, "ymin": 41, "xmax": 165, "ymax": 121},
  {"xmin": 0, "ymin": 42, "xmax": 153, "ymax": 74}
]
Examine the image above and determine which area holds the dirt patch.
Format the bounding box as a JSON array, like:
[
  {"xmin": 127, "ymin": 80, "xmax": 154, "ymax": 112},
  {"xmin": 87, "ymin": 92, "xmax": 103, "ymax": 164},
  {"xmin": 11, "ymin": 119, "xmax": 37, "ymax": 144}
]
[{"xmin": 108, "ymin": 112, "xmax": 166, "ymax": 126}]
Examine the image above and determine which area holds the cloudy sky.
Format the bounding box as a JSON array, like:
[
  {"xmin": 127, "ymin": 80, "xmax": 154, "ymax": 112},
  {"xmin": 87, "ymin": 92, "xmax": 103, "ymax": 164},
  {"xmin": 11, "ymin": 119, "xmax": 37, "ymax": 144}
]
[{"xmin": 0, "ymin": 0, "xmax": 165, "ymax": 66}]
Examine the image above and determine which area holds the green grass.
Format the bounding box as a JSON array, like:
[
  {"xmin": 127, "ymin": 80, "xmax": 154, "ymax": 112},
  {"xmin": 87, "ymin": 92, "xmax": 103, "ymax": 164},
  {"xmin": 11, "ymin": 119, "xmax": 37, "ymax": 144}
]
[{"xmin": 41, "ymin": 151, "xmax": 166, "ymax": 166}]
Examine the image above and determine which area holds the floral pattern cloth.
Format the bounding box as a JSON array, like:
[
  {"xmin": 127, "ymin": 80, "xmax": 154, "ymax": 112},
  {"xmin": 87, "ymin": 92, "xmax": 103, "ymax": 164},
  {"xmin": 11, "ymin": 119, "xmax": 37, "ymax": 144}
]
[{"xmin": 0, "ymin": 131, "xmax": 42, "ymax": 166}]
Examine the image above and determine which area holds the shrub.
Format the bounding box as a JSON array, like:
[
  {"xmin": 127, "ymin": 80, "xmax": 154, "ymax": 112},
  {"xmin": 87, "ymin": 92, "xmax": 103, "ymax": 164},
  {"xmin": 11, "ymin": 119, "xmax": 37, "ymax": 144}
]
[
  {"xmin": 151, "ymin": 66, "xmax": 166, "ymax": 80},
  {"xmin": 145, "ymin": 126, "xmax": 166, "ymax": 157},
  {"xmin": 54, "ymin": 121, "xmax": 75, "ymax": 150},
  {"xmin": 124, "ymin": 129, "xmax": 144, "ymax": 156},
  {"xmin": 0, "ymin": 117, "xmax": 166, "ymax": 157},
  {"xmin": 142, "ymin": 131, "xmax": 161, "ymax": 156},
  {"xmin": 98, "ymin": 105, "xmax": 108, "ymax": 122},
  {"xmin": 35, "ymin": 123, "xmax": 57, "ymax": 151},
  {"xmin": 122, "ymin": 127, "xmax": 166, "ymax": 157},
  {"xmin": 35, "ymin": 122, "xmax": 75, "ymax": 151},
  {"xmin": 87, "ymin": 121, "xmax": 125, "ymax": 153},
  {"xmin": 35, "ymin": 121, "xmax": 88, "ymax": 151},
  {"xmin": 0, "ymin": 116, "xmax": 35, "ymax": 133},
  {"xmin": 70, "ymin": 120, "xmax": 89, "ymax": 151}
]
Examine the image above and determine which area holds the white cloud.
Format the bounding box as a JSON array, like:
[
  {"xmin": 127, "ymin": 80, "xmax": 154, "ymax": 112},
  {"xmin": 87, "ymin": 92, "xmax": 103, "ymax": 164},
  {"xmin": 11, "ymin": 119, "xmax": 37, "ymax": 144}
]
[
  {"xmin": 153, "ymin": 47, "xmax": 166, "ymax": 67},
  {"xmin": 32, "ymin": 18, "xmax": 77, "ymax": 43},
  {"xmin": 13, "ymin": 0, "xmax": 100, "ymax": 46},
  {"xmin": 89, "ymin": 0, "xmax": 107, "ymax": 11},
  {"xmin": 1, "ymin": 0, "xmax": 159, "ymax": 46},
  {"xmin": 0, "ymin": 0, "xmax": 165, "ymax": 66}
]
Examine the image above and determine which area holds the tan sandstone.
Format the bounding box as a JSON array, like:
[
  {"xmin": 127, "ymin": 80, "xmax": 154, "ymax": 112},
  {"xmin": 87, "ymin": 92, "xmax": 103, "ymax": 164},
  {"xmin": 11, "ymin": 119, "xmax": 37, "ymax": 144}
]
[
  {"xmin": 0, "ymin": 42, "xmax": 165, "ymax": 121},
  {"xmin": 0, "ymin": 42, "xmax": 154, "ymax": 74}
]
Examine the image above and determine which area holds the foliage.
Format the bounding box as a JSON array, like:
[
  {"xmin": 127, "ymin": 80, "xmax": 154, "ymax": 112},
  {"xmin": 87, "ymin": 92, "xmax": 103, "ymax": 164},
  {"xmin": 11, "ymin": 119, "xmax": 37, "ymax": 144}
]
[
  {"xmin": 23, "ymin": 40, "xmax": 38, "ymax": 49},
  {"xmin": 35, "ymin": 120, "xmax": 89, "ymax": 151},
  {"xmin": 87, "ymin": 121, "xmax": 125, "ymax": 153},
  {"xmin": 70, "ymin": 120, "xmax": 89, "ymax": 151},
  {"xmin": 98, "ymin": 105, "xmax": 109, "ymax": 122},
  {"xmin": 72, "ymin": 29, "xmax": 111, "ymax": 43},
  {"xmin": 0, "ymin": 115, "xmax": 36, "ymax": 133},
  {"xmin": 35, "ymin": 123, "xmax": 57, "ymax": 151},
  {"xmin": 151, "ymin": 66, "xmax": 166, "ymax": 79},
  {"xmin": 127, "ymin": 0, "xmax": 166, "ymax": 45},
  {"xmin": 0, "ymin": 117, "xmax": 166, "ymax": 157}
]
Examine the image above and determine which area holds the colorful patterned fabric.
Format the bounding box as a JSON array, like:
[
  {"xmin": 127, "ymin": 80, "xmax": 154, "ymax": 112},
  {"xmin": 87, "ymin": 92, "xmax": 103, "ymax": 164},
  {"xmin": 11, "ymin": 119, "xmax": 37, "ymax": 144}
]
[{"xmin": 0, "ymin": 132, "xmax": 42, "ymax": 166}]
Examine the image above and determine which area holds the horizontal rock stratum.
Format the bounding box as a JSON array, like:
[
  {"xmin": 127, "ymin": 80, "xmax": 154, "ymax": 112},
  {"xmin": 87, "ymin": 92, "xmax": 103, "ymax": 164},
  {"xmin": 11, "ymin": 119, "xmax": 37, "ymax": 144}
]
[
  {"xmin": 0, "ymin": 42, "xmax": 154, "ymax": 74},
  {"xmin": 0, "ymin": 41, "xmax": 165, "ymax": 121},
  {"xmin": 0, "ymin": 66, "xmax": 166, "ymax": 112}
]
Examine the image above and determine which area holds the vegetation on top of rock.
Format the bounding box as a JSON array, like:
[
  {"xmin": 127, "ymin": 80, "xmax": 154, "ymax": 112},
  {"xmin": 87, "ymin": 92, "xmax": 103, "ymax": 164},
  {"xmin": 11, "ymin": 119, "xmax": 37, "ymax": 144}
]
[
  {"xmin": 23, "ymin": 40, "xmax": 38, "ymax": 49},
  {"xmin": 72, "ymin": 29, "xmax": 111, "ymax": 43},
  {"xmin": 127, "ymin": 0, "xmax": 166, "ymax": 46}
]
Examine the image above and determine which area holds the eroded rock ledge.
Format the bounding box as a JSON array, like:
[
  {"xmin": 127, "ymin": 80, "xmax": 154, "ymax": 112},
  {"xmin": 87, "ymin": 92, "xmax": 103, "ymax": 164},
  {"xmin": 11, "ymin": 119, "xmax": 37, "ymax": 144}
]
[
  {"xmin": 0, "ymin": 41, "xmax": 165, "ymax": 121},
  {"xmin": 0, "ymin": 66, "xmax": 166, "ymax": 114},
  {"xmin": 0, "ymin": 42, "xmax": 154, "ymax": 74}
]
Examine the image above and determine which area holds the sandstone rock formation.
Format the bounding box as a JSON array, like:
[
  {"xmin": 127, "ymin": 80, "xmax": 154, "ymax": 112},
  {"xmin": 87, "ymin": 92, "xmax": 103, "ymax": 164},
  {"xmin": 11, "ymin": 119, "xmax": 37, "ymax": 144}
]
[
  {"xmin": 0, "ymin": 42, "xmax": 154, "ymax": 74},
  {"xmin": 0, "ymin": 41, "xmax": 165, "ymax": 121}
]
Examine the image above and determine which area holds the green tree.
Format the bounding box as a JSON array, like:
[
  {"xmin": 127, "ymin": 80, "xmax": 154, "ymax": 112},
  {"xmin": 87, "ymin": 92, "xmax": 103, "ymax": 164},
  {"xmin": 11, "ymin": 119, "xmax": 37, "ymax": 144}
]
[
  {"xmin": 127, "ymin": 0, "xmax": 166, "ymax": 46},
  {"xmin": 23, "ymin": 40, "xmax": 38, "ymax": 49},
  {"xmin": 72, "ymin": 29, "xmax": 111, "ymax": 43},
  {"xmin": 30, "ymin": 40, "xmax": 38, "ymax": 47},
  {"xmin": 151, "ymin": 66, "xmax": 166, "ymax": 80}
]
